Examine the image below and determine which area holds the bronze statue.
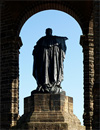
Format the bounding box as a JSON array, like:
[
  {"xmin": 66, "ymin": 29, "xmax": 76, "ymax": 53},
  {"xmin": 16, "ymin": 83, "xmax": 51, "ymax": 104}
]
[{"xmin": 32, "ymin": 28, "xmax": 68, "ymax": 94}]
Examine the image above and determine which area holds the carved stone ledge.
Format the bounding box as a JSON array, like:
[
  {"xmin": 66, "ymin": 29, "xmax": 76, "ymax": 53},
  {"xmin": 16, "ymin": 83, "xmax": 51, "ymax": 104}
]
[
  {"xmin": 1, "ymin": 36, "xmax": 23, "ymax": 49},
  {"xmin": 80, "ymin": 34, "xmax": 94, "ymax": 47}
]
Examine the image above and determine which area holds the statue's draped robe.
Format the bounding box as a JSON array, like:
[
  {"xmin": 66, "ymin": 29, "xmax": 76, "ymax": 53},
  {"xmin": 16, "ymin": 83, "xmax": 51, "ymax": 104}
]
[{"xmin": 33, "ymin": 35, "xmax": 67, "ymax": 93}]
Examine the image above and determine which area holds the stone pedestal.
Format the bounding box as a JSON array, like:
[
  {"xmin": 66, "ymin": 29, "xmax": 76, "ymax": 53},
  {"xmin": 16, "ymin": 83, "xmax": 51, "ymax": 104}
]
[{"xmin": 15, "ymin": 92, "xmax": 85, "ymax": 130}]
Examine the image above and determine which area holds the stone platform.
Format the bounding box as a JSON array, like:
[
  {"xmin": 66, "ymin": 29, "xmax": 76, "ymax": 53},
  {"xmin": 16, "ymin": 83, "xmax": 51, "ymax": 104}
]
[{"xmin": 14, "ymin": 91, "xmax": 85, "ymax": 130}]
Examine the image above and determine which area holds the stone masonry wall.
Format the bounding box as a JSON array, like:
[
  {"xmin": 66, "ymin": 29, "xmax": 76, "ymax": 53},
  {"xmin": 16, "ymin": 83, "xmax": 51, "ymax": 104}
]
[
  {"xmin": 80, "ymin": 34, "xmax": 94, "ymax": 130},
  {"xmin": 93, "ymin": 1, "xmax": 100, "ymax": 130},
  {"xmin": 1, "ymin": 37, "xmax": 21, "ymax": 128},
  {"xmin": 0, "ymin": 1, "xmax": 23, "ymax": 129}
]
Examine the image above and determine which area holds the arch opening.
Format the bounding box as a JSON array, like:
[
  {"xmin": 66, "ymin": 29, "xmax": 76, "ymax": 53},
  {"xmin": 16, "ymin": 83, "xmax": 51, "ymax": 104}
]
[
  {"xmin": 17, "ymin": 2, "xmax": 84, "ymax": 36},
  {"xmin": 19, "ymin": 9, "xmax": 83, "ymax": 124}
]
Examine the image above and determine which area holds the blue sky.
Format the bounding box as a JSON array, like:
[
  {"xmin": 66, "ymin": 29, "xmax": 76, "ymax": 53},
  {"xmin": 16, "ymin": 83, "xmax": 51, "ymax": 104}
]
[{"xmin": 19, "ymin": 10, "xmax": 83, "ymax": 124}]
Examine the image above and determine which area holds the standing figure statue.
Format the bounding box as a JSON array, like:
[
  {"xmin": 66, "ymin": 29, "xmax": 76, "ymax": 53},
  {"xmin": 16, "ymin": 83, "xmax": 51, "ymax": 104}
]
[{"xmin": 32, "ymin": 28, "xmax": 68, "ymax": 94}]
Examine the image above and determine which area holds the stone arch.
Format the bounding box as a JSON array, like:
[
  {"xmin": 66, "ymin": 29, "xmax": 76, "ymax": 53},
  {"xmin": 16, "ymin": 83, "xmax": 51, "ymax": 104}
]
[
  {"xmin": 1, "ymin": 1, "xmax": 99, "ymax": 130},
  {"xmin": 19, "ymin": 8, "xmax": 83, "ymax": 123},
  {"xmin": 17, "ymin": 3, "xmax": 94, "ymax": 130},
  {"xmin": 17, "ymin": 5, "xmax": 84, "ymax": 128},
  {"xmin": 16, "ymin": 2, "xmax": 83, "ymax": 36}
]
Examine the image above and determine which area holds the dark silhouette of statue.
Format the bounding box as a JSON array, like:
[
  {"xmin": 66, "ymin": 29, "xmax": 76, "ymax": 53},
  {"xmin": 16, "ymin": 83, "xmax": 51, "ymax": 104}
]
[{"xmin": 32, "ymin": 28, "xmax": 68, "ymax": 94}]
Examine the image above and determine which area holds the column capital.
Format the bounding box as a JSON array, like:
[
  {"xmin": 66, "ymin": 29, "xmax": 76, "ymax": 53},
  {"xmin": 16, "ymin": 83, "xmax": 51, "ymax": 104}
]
[
  {"xmin": 80, "ymin": 34, "xmax": 94, "ymax": 47},
  {"xmin": 1, "ymin": 36, "xmax": 23, "ymax": 49}
]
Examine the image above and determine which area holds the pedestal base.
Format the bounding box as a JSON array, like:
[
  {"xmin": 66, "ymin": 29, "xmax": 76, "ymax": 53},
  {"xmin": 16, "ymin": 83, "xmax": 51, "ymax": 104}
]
[{"xmin": 14, "ymin": 92, "xmax": 85, "ymax": 130}]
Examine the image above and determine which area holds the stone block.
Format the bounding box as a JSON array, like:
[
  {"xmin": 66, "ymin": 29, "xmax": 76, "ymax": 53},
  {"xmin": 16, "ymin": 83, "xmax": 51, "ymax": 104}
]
[{"xmin": 14, "ymin": 92, "xmax": 85, "ymax": 130}]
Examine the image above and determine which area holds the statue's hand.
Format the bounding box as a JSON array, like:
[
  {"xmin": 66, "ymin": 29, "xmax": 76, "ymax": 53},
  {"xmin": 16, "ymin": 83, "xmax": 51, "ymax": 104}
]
[{"xmin": 64, "ymin": 37, "xmax": 68, "ymax": 40}]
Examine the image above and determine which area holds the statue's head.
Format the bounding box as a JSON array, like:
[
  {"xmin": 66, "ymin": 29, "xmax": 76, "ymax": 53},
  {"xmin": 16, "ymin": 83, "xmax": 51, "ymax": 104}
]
[{"xmin": 45, "ymin": 28, "xmax": 52, "ymax": 36}]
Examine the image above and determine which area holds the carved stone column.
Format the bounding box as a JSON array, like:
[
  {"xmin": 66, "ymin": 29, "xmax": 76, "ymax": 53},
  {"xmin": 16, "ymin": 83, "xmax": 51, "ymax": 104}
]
[
  {"xmin": 0, "ymin": 36, "xmax": 22, "ymax": 129},
  {"xmin": 80, "ymin": 34, "xmax": 94, "ymax": 130}
]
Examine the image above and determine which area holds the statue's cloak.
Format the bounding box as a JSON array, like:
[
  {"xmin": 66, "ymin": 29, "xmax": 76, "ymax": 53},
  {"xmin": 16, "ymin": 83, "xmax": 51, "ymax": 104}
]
[{"xmin": 32, "ymin": 35, "xmax": 67, "ymax": 92}]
